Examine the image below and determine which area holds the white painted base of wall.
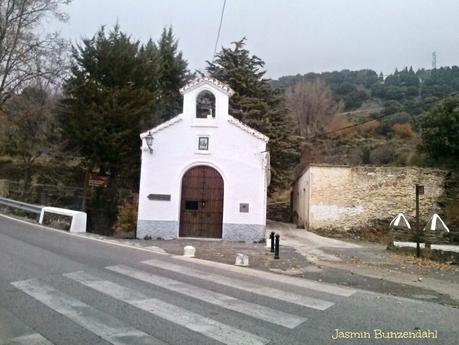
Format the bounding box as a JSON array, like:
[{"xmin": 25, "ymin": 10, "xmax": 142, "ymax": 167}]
[
  {"xmin": 137, "ymin": 219, "xmax": 265, "ymax": 242},
  {"xmin": 137, "ymin": 220, "xmax": 178, "ymax": 240},
  {"xmin": 222, "ymin": 223, "xmax": 265, "ymax": 242}
]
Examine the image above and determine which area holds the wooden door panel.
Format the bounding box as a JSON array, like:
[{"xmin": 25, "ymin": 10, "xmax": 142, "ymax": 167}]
[{"xmin": 179, "ymin": 166, "xmax": 223, "ymax": 238}]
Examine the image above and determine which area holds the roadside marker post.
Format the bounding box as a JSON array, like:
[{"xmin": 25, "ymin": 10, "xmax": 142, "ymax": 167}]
[{"xmin": 415, "ymin": 184, "xmax": 424, "ymax": 258}]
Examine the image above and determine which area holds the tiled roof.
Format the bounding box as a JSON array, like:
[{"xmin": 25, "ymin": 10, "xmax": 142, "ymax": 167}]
[{"xmin": 180, "ymin": 77, "xmax": 235, "ymax": 96}]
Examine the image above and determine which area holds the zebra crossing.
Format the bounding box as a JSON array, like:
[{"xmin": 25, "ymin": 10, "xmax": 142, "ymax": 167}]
[
  {"xmin": 141, "ymin": 259, "xmax": 335, "ymax": 310},
  {"xmin": 7, "ymin": 333, "xmax": 54, "ymax": 345},
  {"xmin": 7, "ymin": 258, "xmax": 356, "ymax": 345},
  {"xmin": 106, "ymin": 264, "xmax": 307, "ymax": 328},
  {"xmin": 11, "ymin": 278, "xmax": 164, "ymax": 345}
]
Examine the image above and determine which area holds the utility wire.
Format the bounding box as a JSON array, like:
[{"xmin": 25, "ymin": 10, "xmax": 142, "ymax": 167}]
[
  {"xmin": 213, "ymin": 0, "xmax": 227, "ymax": 57},
  {"xmin": 306, "ymin": 92, "xmax": 459, "ymax": 141}
]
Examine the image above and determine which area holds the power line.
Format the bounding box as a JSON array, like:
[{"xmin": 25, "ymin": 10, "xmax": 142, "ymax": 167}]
[{"xmin": 213, "ymin": 0, "xmax": 227, "ymax": 57}]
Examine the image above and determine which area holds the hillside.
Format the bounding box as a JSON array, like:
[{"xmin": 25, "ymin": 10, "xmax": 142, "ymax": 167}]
[{"xmin": 272, "ymin": 67, "xmax": 459, "ymax": 169}]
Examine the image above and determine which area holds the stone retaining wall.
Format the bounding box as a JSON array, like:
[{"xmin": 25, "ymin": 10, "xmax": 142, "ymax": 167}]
[{"xmin": 293, "ymin": 165, "xmax": 449, "ymax": 233}]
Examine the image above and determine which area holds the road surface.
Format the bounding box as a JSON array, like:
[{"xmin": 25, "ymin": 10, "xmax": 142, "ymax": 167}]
[{"xmin": 0, "ymin": 215, "xmax": 457, "ymax": 345}]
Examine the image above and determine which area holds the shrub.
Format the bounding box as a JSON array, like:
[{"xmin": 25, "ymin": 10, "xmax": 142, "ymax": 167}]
[
  {"xmin": 407, "ymin": 151, "xmax": 425, "ymax": 166},
  {"xmin": 382, "ymin": 100, "xmax": 402, "ymax": 115},
  {"xmin": 357, "ymin": 120, "xmax": 380, "ymax": 136},
  {"xmin": 360, "ymin": 146, "xmax": 371, "ymax": 164},
  {"xmin": 370, "ymin": 145, "xmax": 395, "ymax": 164},
  {"xmin": 113, "ymin": 200, "xmax": 137, "ymax": 238},
  {"xmin": 392, "ymin": 123, "xmax": 415, "ymax": 138},
  {"xmin": 378, "ymin": 112, "xmax": 412, "ymax": 136}
]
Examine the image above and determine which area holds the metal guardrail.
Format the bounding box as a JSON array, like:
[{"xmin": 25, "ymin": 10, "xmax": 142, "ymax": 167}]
[
  {"xmin": 0, "ymin": 197, "xmax": 87, "ymax": 232},
  {"xmin": 0, "ymin": 196, "xmax": 43, "ymax": 214}
]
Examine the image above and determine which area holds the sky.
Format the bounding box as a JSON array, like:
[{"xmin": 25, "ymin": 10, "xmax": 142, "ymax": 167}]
[{"xmin": 48, "ymin": 0, "xmax": 459, "ymax": 79}]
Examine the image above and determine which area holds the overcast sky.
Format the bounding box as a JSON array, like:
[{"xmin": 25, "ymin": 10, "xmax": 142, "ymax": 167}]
[{"xmin": 49, "ymin": 0, "xmax": 459, "ymax": 78}]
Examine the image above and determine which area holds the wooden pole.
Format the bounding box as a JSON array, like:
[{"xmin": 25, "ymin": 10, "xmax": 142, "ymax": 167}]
[{"xmin": 415, "ymin": 184, "xmax": 420, "ymax": 258}]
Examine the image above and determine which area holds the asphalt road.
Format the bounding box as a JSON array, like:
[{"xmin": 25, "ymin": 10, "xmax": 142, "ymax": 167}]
[{"xmin": 0, "ymin": 214, "xmax": 458, "ymax": 345}]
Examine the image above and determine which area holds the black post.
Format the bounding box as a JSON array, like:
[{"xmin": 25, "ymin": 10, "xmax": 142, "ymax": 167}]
[
  {"xmin": 270, "ymin": 231, "xmax": 275, "ymax": 253},
  {"xmin": 415, "ymin": 184, "xmax": 420, "ymax": 258},
  {"xmin": 274, "ymin": 234, "xmax": 280, "ymax": 259}
]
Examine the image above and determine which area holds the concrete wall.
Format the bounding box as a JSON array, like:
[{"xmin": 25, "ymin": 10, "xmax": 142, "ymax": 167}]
[
  {"xmin": 137, "ymin": 79, "xmax": 269, "ymax": 241},
  {"xmin": 293, "ymin": 165, "xmax": 447, "ymax": 231},
  {"xmin": 291, "ymin": 169, "xmax": 310, "ymax": 228}
]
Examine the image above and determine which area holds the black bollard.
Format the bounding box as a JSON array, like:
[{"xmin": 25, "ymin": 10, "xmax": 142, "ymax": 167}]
[
  {"xmin": 274, "ymin": 234, "xmax": 280, "ymax": 259},
  {"xmin": 270, "ymin": 231, "xmax": 275, "ymax": 253}
]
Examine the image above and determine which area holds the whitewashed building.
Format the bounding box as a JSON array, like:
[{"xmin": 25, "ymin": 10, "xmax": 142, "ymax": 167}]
[{"xmin": 137, "ymin": 77, "xmax": 270, "ymax": 241}]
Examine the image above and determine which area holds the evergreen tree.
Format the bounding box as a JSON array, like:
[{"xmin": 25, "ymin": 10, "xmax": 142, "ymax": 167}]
[
  {"xmin": 60, "ymin": 26, "xmax": 158, "ymax": 184},
  {"xmin": 207, "ymin": 38, "xmax": 300, "ymax": 191},
  {"xmin": 155, "ymin": 27, "xmax": 190, "ymax": 123},
  {"xmin": 59, "ymin": 25, "xmax": 191, "ymax": 234},
  {"xmin": 59, "ymin": 26, "xmax": 161, "ymax": 233},
  {"xmin": 419, "ymin": 98, "xmax": 459, "ymax": 165}
]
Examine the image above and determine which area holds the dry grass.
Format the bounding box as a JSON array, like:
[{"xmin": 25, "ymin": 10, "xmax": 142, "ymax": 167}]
[{"xmin": 393, "ymin": 253, "xmax": 459, "ymax": 272}]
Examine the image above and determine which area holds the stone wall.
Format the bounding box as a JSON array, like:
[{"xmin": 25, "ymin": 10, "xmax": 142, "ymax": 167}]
[
  {"xmin": 295, "ymin": 165, "xmax": 448, "ymax": 232},
  {"xmin": 0, "ymin": 179, "xmax": 8, "ymax": 197}
]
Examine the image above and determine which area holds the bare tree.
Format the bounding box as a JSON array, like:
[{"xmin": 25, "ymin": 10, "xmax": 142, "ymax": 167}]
[
  {"xmin": 285, "ymin": 79, "xmax": 341, "ymax": 137},
  {"xmin": 0, "ymin": 84, "xmax": 60, "ymax": 195},
  {"xmin": 0, "ymin": 0, "xmax": 70, "ymax": 105}
]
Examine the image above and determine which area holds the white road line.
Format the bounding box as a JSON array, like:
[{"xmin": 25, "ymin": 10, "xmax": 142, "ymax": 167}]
[
  {"xmin": 7, "ymin": 333, "xmax": 53, "ymax": 345},
  {"xmin": 142, "ymin": 259, "xmax": 335, "ymax": 310},
  {"xmin": 107, "ymin": 264, "xmax": 307, "ymax": 328},
  {"xmin": 10, "ymin": 279, "xmax": 164, "ymax": 345},
  {"xmin": 174, "ymin": 256, "xmax": 355, "ymax": 297},
  {"xmin": 64, "ymin": 271, "xmax": 269, "ymax": 345}
]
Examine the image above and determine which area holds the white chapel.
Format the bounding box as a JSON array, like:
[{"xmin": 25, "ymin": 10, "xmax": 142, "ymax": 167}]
[{"xmin": 137, "ymin": 77, "xmax": 270, "ymax": 241}]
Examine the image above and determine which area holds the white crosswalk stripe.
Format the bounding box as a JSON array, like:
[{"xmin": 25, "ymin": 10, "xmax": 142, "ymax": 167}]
[
  {"xmin": 64, "ymin": 271, "xmax": 270, "ymax": 345},
  {"xmin": 7, "ymin": 333, "xmax": 53, "ymax": 345},
  {"xmin": 11, "ymin": 279, "xmax": 165, "ymax": 345},
  {"xmin": 142, "ymin": 258, "xmax": 335, "ymax": 310},
  {"xmin": 174, "ymin": 256, "xmax": 355, "ymax": 297},
  {"xmin": 0, "ymin": 306, "xmax": 53, "ymax": 345},
  {"xmin": 107, "ymin": 264, "xmax": 307, "ymax": 328}
]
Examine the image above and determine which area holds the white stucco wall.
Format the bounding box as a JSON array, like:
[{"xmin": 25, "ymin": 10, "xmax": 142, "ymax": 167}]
[
  {"xmin": 137, "ymin": 80, "xmax": 269, "ymax": 241},
  {"xmin": 292, "ymin": 168, "xmax": 310, "ymax": 228}
]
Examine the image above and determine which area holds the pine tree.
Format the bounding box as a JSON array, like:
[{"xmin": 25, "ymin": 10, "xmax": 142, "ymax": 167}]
[{"xmin": 207, "ymin": 38, "xmax": 300, "ymax": 191}]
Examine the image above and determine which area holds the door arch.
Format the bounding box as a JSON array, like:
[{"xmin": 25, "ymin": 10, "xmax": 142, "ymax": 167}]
[{"xmin": 179, "ymin": 165, "xmax": 224, "ymax": 238}]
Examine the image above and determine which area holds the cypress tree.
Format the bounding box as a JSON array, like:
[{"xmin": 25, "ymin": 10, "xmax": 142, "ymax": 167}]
[
  {"xmin": 207, "ymin": 38, "xmax": 300, "ymax": 191},
  {"xmin": 155, "ymin": 27, "xmax": 191, "ymax": 123},
  {"xmin": 60, "ymin": 25, "xmax": 158, "ymax": 184},
  {"xmin": 59, "ymin": 26, "xmax": 160, "ymax": 233}
]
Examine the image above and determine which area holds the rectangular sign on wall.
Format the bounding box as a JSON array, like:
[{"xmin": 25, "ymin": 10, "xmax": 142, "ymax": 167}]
[
  {"xmin": 88, "ymin": 174, "xmax": 109, "ymax": 188},
  {"xmin": 147, "ymin": 194, "xmax": 171, "ymax": 201}
]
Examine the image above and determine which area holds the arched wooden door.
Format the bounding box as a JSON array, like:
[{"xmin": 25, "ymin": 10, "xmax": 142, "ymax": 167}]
[{"xmin": 179, "ymin": 166, "xmax": 224, "ymax": 238}]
